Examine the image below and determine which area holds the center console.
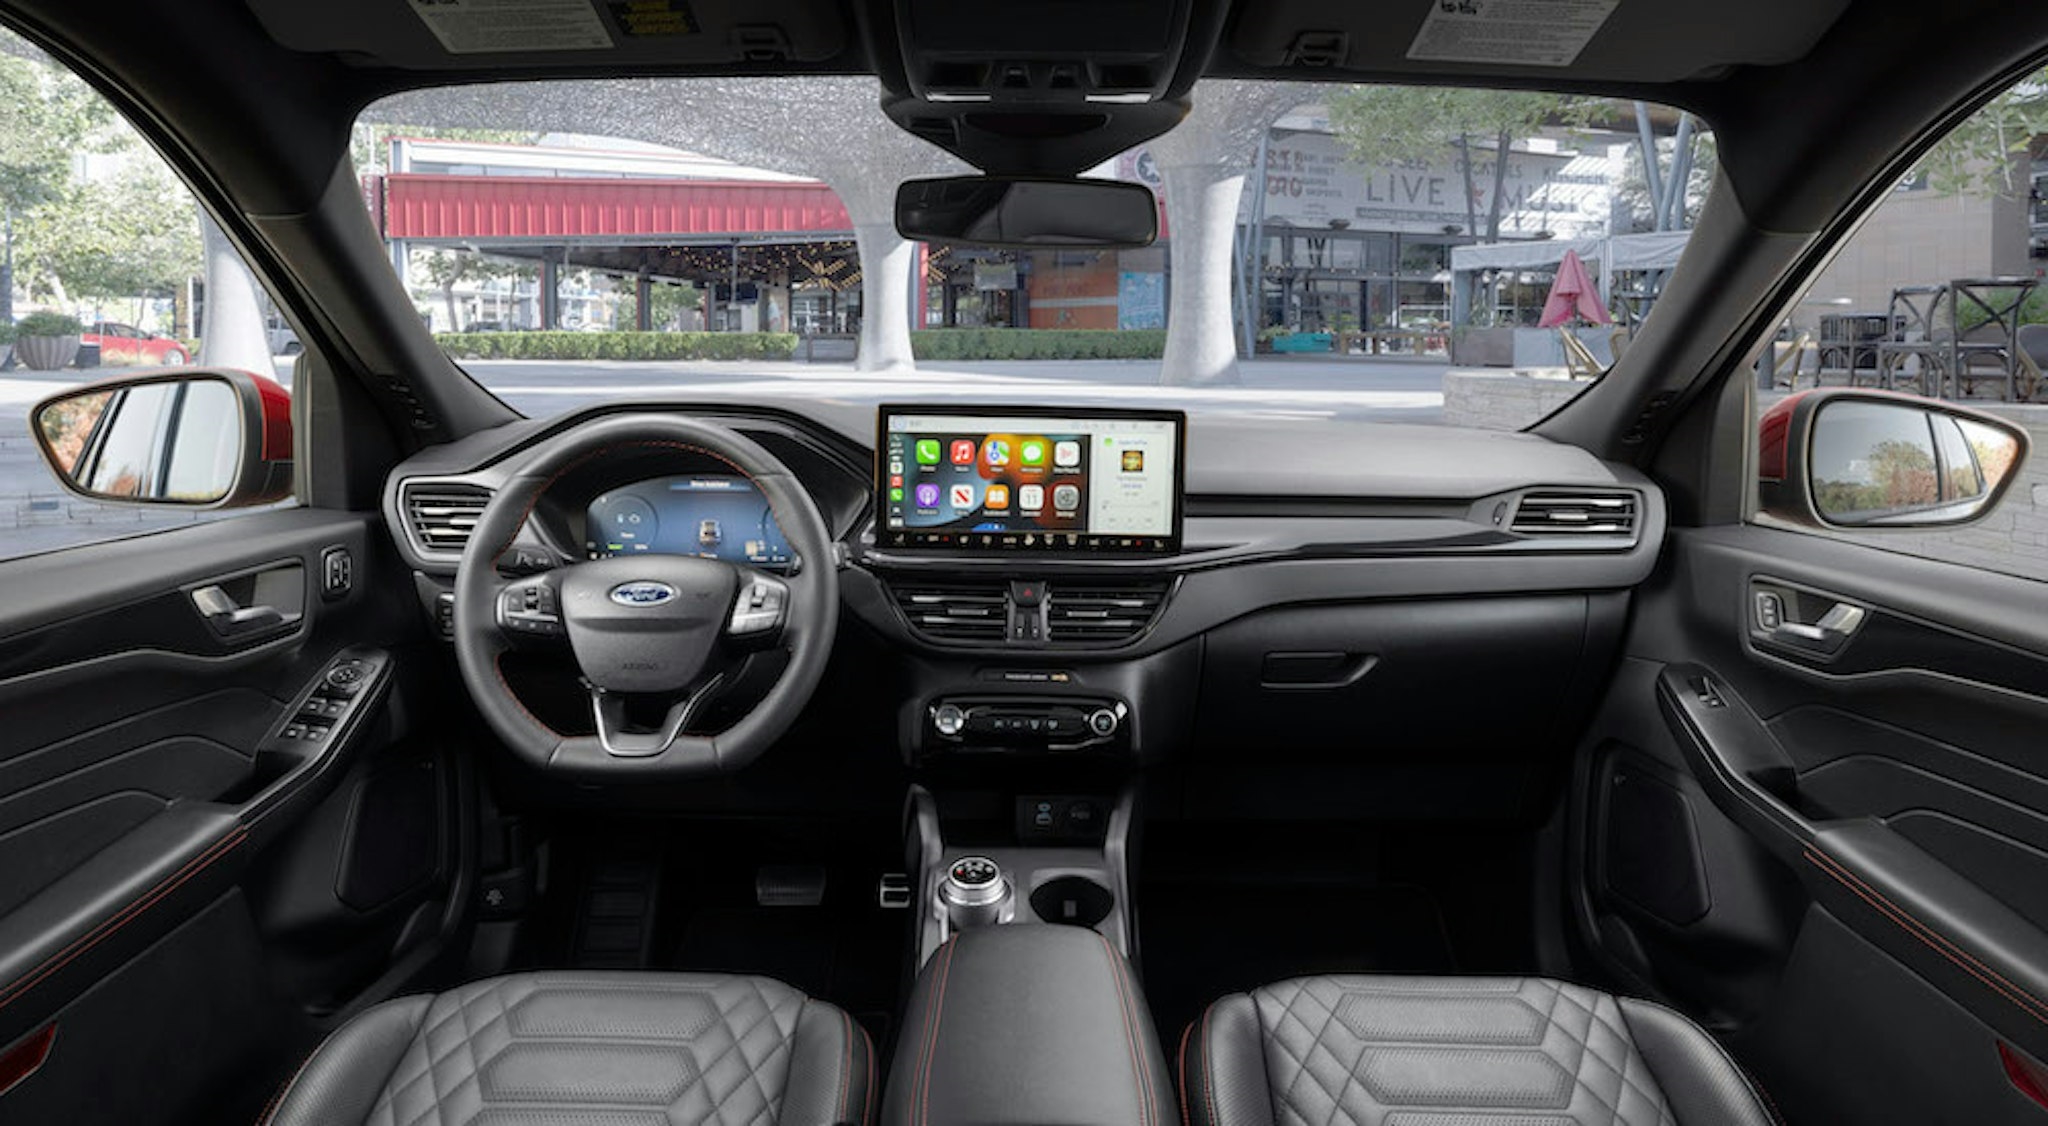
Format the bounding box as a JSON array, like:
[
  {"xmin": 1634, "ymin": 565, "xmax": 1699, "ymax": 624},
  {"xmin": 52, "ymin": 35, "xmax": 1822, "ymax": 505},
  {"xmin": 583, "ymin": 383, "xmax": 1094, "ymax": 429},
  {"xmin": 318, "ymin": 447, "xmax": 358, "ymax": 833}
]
[
  {"xmin": 881, "ymin": 924, "xmax": 1176, "ymax": 1126},
  {"xmin": 903, "ymin": 785, "xmax": 1136, "ymax": 966}
]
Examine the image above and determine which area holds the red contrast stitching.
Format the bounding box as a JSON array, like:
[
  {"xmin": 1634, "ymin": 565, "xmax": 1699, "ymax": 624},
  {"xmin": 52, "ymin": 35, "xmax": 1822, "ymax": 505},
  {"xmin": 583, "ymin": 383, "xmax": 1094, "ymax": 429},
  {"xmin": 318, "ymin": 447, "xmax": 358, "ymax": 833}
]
[
  {"xmin": 491, "ymin": 651, "xmax": 564, "ymax": 736},
  {"xmin": 835, "ymin": 1006, "xmax": 853, "ymax": 1125},
  {"xmin": 918, "ymin": 940, "xmax": 956, "ymax": 1126},
  {"xmin": 1099, "ymin": 934, "xmax": 1152, "ymax": 1126},
  {"xmin": 475, "ymin": 437, "xmax": 759, "ymax": 741},
  {"xmin": 1200, "ymin": 1003, "xmax": 1218, "ymax": 1126},
  {"xmin": 859, "ymin": 1021, "xmax": 877, "ymax": 1126},
  {"xmin": 1806, "ymin": 847, "xmax": 2048, "ymax": 1027},
  {"xmin": 257, "ymin": 1045, "xmax": 320, "ymax": 1126},
  {"xmin": 1175, "ymin": 1019, "xmax": 1195, "ymax": 1126},
  {"xmin": 0, "ymin": 828, "xmax": 246, "ymax": 1014}
]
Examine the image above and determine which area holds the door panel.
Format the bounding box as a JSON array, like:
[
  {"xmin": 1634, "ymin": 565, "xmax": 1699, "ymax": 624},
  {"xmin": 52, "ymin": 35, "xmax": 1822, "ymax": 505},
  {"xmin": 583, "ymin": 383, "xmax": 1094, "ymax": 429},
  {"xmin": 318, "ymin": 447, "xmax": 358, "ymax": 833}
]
[
  {"xmin": 0, "ymin": 509, "xmax": 461, "ymax": 1123},
  {"xmin": 1576, "ymin": 523, "xmax": 2048, "ymax": 1123}
]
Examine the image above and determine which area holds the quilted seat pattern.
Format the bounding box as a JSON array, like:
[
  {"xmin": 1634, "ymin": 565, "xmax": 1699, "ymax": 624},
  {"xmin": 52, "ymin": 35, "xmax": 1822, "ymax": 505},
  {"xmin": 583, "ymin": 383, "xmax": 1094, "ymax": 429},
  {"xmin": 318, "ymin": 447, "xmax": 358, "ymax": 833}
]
[
  {"xmin": 265, "ymin": 971, "xmax": 871, "ymax": 1126},
  {"xmin": 1181, "ymin": 975, "xmax": 1776, "ymax": 1126},
  {"xmin": 1253, "ymin": 976, "xmax": 1673, "ymax": 1126},
  {"xmin": 371, "ymin": 973, "xmax": 801, "ymax": 1126}
]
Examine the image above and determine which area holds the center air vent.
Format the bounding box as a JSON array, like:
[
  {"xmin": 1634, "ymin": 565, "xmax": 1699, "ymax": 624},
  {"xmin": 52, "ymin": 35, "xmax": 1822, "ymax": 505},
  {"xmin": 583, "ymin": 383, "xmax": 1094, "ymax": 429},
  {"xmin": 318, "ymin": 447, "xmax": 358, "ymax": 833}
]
[
  {"xmin": 403, "ymin": 481, "xmax": 492, "ymax": 557},
  {"xmin": 887, "ymin": 577, "xmax": 1171, "ymax": 646},
  {"xmin": 888, "ymin": 581, "xmax": 1011, "ymax": 643},
  {"xmin": 1046, "ymin": 581, "xmax": 1168, "ymax": 644},
  {"xmin": 1509, "ymin": 491, "xmax": 1638, "ymax": 538}
]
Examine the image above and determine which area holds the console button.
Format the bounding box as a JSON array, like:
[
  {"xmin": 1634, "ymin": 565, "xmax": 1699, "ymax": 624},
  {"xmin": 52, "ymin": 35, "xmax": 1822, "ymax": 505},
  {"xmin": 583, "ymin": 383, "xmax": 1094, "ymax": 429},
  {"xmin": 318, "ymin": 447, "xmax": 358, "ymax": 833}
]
[
  {"xmin": 933, "ymin": 704, "xmax": 967, "ymax": 737},
  {"xmin": 1087, "ymin": 708, "xmax": 1119, "ymax": 737}
]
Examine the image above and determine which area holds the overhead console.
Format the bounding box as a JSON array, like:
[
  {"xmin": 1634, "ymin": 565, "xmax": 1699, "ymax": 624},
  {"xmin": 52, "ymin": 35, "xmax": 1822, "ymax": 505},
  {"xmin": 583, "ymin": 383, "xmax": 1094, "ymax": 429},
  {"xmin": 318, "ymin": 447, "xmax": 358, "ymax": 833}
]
[{"xmin": 872, "ymin": 0, "xmax": 1229, "ymax": 174}]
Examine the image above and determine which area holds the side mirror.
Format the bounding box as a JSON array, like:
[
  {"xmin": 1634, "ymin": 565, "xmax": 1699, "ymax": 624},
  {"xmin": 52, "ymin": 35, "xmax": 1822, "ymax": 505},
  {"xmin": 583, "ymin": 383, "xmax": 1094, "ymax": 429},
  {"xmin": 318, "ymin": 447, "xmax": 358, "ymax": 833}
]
[
  {"xmin": 31, "ymin": 368, "xmax": 292, "ymax": 508},
  {"xmin": 1759, "ymin": 389, "xmax": 2028, "ymax": 528},
  {"xmin": 895, "ymin": 176, "xmax": 1158, "ymax": 248}
]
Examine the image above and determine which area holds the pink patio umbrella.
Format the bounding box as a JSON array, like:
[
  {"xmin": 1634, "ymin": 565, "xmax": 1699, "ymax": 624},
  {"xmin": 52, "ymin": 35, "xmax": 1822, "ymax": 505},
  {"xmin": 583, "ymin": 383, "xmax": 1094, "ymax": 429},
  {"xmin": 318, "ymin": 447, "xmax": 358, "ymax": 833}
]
[{"xmin": 1537, "ymin": 249, "xmax": 1612, "ymax": 328}]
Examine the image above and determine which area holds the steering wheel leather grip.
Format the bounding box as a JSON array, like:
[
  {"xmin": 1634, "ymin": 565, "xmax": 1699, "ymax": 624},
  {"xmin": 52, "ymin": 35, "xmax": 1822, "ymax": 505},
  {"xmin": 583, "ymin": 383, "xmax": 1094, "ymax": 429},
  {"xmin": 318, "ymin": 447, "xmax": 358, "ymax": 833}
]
[{"xmin": 453, "ymin": 414, "xmax": 838, "ymax": 780}]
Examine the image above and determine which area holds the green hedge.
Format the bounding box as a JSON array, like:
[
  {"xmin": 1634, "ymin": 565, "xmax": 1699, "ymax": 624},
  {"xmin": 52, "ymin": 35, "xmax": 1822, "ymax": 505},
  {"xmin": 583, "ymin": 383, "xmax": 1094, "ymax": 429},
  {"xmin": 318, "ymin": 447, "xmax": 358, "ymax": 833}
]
[
  {"xmin": 436, "ymin": 330, "xmax": 797, "ymax": 361},
  {"xmin": 912, "ymin": 329, "xmax": 1166, "ymax": 362}
]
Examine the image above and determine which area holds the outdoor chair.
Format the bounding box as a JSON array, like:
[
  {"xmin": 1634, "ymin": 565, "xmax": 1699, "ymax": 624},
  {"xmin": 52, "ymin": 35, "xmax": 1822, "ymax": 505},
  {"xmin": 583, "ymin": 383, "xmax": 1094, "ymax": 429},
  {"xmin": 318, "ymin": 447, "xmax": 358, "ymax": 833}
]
[
  {"xmin": 1946, "ymin": 277, "xmax": 2037, "ymax": 400},
  {"xmin": 1815, "ymin": 312, "xmax": 1889, "ymax": 386},
  {"xmin": 2017, "ymin": 323, "xmax": 2048, "ymax": 401},
  {"xmin": 1877, "ymin": 284, "xmax": 1949, "ymax": 396},
  {"xmin": 1772, "ymin": 331, "xmax": 1814, "ymax": 388},
  {"xmin": 1610, "ymin": 326, "xmax": 1631, "ymax": 363},
  {"xmin": 1558, "ymin": 327, "xmax": 1604, "ymax": 379}
]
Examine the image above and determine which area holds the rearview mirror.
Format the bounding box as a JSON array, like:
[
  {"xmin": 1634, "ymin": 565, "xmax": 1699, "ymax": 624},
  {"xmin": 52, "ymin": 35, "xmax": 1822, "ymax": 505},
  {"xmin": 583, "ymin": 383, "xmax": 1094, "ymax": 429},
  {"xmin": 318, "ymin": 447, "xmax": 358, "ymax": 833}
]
[
  {"xmin": 1758, "ymin": 390, "xmax": 2028, "ymax": 528},
  {"xmin": 895, "ymin": 176, "xmax": 1158, "ymax": 248},
  {"xmin": 32, "ymin": 368, "xmax": 293, "ymax": 508}
]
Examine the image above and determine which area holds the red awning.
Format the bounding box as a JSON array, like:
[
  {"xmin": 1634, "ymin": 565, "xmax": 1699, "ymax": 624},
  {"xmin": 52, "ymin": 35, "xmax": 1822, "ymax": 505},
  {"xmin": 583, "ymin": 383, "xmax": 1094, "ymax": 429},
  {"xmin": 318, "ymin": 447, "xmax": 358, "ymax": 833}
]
[{"xmin": 378, "ymin": 173, "xmax": 853, "ymax": 242}]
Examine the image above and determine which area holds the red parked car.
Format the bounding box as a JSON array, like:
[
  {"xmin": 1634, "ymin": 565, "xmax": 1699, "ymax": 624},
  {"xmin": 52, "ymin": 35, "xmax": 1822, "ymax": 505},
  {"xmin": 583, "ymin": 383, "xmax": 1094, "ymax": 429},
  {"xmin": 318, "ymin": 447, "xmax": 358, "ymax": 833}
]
[{"xmin": 79, "ymin": 321, "xmax": 189, "ymax": 367}]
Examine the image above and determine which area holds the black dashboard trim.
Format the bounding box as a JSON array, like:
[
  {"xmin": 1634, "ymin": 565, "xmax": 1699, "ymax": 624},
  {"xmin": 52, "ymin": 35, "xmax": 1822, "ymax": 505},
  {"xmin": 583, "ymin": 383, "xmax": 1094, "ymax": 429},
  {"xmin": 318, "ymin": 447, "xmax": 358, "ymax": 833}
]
[{"xmin": 381, "ymin": 403, "xmax": 1668, "ymax": 664}]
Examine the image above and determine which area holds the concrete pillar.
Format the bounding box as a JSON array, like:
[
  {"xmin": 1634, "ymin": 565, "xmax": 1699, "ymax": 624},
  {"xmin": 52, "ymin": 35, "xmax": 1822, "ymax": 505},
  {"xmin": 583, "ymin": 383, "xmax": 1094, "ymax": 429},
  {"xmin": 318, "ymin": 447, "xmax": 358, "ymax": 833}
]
[
  {"xmin": 853, "ymin": 221, "xmax": 915, "ymax": 372},
  {"xmin": 1159, "ymin": 164, "xmax": 1247, "ymax": 387},
  {"xmin": 540, "ymin": 250, "xmax": 562, "ymax": 330},
  {"xmin": 635, "ymin": 270, "xmax": 653, "ymax": 331},
  {"xmin": 196, "ymin": 210, "xmax": 275, "ymax": 378}
]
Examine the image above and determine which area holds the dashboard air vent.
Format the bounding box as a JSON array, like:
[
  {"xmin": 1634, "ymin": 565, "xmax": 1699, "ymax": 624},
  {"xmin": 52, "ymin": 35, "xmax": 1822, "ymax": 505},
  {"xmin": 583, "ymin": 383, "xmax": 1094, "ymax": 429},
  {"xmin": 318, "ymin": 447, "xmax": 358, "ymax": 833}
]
[
  {"xmin": 1046, "ymin": 580, "xmax": 1169, "ymax": 644},
  {"xmin": 888, "ymin": 582, "xmax": 1010, "ymax": 643},
  {"xmin": 403, "ymin": 482, "xmax": 492, "ymax": 556},
  {"xmin": 1510, "ymin": 491, "xmax": 1638, "ymax": 538}
]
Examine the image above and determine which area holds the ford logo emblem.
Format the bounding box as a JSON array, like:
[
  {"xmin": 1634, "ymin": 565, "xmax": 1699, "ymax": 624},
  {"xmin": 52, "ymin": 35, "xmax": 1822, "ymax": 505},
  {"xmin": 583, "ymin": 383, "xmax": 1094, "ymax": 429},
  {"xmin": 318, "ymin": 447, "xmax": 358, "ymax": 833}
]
[{"xmin": 608, "ymin": 581, "xmax": 678, "ymax": 607}]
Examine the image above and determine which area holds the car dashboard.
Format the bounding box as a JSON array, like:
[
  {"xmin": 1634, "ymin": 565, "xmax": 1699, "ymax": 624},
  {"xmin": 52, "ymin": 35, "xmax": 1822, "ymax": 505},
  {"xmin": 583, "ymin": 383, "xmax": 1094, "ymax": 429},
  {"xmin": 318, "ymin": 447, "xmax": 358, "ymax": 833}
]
[{"xmin": 380, "ymin": 396, "xmax": 1663, "ymax": 807}]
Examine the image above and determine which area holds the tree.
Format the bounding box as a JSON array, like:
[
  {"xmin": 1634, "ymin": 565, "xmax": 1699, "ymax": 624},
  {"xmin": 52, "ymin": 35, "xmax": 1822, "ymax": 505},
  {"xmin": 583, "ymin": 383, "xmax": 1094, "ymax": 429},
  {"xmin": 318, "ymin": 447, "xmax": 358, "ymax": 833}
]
[
  {"xmin": 1328, "ymin": 87, "xmax": 1589, "ymax": 242},
  {"xmin": 15, "ymin": 164, "xmax": 201, "ymax": 306},
  {"xmin": 618, "ymin": 281, "xmax": 702, "ymax": 330},
  {"xmin": 420, "ymin": 249, "xmax": 528, "ymax": 330},
  {"xmin": 0, "ymin": 49, "xmax": 114, "ymax": 320},
  {"xmin": 1917, "ymin": 70, "xmax": 2048, "ymax": 198},
  {"xmin": 1613, "ymin": 133, "xmax": 1718, "ymax": 233}
]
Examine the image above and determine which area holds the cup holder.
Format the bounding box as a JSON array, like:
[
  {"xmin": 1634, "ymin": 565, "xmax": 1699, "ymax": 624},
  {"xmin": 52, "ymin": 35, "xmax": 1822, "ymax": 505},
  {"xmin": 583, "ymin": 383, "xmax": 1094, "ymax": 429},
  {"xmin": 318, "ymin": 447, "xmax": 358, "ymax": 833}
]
[{"xmin": 1030, "ymin": 875, "xmax": 1114, "ymax": 929}]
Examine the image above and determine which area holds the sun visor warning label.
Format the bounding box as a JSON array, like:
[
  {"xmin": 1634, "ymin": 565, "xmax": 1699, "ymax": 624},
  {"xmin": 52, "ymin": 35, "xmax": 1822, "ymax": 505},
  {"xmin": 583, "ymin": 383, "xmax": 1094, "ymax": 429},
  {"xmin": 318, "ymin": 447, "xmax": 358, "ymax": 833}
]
[
  {"xmin": 607, "ymin": 0, "xmax": 700, "ymax": 37},
  {"xmin": 409, "ymin": 0, "xmax": 615, "ymax": 54},
  {"xmin": 1406, "ymin": 0, "xmax": 1620, "ymax": 67}
]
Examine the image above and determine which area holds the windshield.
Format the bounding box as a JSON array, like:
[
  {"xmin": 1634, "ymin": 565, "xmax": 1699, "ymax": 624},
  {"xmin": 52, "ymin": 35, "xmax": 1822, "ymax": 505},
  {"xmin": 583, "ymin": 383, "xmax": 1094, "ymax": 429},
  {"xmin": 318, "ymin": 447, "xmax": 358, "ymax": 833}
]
[{"xmin": 353, "ymin": 80, "xmax": 1713, "ymax": 429}]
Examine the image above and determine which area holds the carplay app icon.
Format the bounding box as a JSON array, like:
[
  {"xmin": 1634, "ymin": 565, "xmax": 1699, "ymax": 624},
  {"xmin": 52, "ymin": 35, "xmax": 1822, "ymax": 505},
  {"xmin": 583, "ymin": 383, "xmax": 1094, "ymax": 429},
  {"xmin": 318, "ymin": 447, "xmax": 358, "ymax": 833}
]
[{"xmin": 914, "ymin": 483, "xmax": 940, "ymax": 508}]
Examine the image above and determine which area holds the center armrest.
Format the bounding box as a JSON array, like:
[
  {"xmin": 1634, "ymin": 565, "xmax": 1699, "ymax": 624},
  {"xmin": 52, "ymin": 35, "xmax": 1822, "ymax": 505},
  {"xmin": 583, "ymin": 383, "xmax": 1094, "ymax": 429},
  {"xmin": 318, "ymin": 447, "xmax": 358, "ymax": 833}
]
[{"xmin": 883, "ymin": 924, "xmax": 1176, "ymax": 1126}]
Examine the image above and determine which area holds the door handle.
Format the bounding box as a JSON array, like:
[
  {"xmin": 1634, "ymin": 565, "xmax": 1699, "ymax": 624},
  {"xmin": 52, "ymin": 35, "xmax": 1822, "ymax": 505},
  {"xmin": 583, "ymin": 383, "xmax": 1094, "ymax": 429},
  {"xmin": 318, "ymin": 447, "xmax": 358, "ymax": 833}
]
[
  {"xmin": 1754, "ymin": 589, "xmax": 1865, "ymax": 656},
  {"xmin": 191, "ymin": 584, "xmax": 286, "ymax": 638}
]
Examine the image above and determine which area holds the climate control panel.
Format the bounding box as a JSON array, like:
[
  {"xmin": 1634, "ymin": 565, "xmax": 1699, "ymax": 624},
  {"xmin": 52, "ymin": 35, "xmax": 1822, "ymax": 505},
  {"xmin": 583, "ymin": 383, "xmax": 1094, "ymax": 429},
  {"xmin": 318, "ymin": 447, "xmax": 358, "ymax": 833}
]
[{"xmin": 924, "ymin": 696, "xmax": 1128, "ymax": 753}]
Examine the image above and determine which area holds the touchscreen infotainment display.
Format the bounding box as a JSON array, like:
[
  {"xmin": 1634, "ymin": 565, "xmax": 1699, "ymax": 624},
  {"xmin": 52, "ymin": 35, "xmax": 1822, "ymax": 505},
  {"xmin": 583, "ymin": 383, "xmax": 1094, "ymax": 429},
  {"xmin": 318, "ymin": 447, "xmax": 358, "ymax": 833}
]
[{"xmin": 876, "ymin": 406, "xmax": 1184, "ymax": 553}]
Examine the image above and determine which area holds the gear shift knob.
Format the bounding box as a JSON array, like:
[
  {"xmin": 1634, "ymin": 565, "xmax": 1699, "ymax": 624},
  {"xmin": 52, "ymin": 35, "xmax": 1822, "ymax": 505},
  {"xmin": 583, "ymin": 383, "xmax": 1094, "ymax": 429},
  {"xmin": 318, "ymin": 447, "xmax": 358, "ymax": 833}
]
[{"xmin": 938, "ymin": 855, "xmax": 1012, "ymax": 928}]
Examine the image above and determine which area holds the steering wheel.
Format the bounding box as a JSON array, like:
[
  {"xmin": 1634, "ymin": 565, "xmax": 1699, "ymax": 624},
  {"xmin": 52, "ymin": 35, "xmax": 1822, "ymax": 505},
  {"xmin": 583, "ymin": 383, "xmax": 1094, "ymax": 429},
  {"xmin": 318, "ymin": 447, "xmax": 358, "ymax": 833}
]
[{"xmin": 453, "ymin": 414, "xmax": 838, "ymax": 779}]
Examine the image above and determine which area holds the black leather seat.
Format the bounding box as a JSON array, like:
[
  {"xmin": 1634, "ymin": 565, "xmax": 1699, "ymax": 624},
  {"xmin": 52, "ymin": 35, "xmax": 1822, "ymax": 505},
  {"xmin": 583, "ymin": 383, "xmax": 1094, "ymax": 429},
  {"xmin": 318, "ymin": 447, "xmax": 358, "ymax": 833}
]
[
  {"xmin": 261, "ymin": 971, "xmax": 874, "ymax": 1126},
  {"xmin": 1179, "ymin": 975, "xmax": 1776, "ymax": 1126}
]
